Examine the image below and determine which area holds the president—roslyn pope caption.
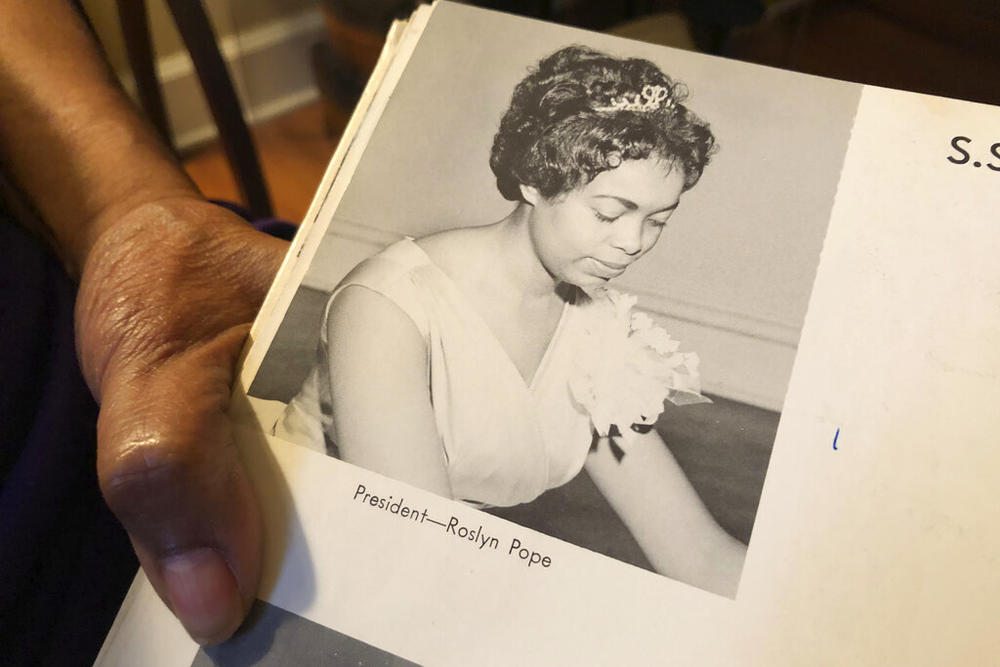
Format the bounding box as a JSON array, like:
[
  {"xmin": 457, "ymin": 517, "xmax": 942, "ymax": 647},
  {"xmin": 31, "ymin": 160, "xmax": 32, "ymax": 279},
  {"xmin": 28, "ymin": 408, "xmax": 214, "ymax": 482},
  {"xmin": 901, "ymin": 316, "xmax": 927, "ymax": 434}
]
[{"xmin": 353, "ymin": 483, "xmax": 553, "ymax": 568}]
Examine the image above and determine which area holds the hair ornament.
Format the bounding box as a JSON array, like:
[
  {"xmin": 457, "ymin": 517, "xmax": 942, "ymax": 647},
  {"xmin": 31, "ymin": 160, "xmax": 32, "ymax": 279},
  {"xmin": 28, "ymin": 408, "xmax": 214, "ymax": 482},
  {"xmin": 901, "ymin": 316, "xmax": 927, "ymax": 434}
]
[{"xmin": 595, "ymin": 84, "xmax": 673, "ymax": 113}]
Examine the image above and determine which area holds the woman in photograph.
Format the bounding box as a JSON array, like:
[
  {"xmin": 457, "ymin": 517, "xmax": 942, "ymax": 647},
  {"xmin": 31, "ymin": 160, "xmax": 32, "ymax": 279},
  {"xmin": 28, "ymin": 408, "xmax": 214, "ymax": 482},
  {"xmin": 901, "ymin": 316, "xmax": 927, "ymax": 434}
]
[{"xmin": 278, "ymin": 46, "xmax": 746, "ymax": 595}]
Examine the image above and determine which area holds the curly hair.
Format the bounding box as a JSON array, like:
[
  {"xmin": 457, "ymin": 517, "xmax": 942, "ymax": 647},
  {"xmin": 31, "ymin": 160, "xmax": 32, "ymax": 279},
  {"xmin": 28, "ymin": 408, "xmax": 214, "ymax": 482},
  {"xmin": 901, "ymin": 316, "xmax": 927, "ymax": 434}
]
[{"xmin": 490, "ymin": 45, "xmax": 716, "ymax": 201}]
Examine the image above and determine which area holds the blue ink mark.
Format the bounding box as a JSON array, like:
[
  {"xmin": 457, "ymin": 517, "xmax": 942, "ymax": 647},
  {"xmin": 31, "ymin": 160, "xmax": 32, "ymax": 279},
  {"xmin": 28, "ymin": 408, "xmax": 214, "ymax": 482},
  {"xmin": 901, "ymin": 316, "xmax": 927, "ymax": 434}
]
[{"xmin": 833, "ymin": 428, "xmax": 840, "ymax": 451}]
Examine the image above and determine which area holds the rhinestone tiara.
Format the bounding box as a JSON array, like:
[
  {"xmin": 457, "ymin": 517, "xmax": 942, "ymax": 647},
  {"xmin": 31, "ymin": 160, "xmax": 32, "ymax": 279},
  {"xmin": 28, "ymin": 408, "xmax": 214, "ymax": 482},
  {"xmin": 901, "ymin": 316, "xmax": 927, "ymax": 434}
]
[{"xmin": 594, "ymin": 84, "xmax": 673, "ymax": 113}]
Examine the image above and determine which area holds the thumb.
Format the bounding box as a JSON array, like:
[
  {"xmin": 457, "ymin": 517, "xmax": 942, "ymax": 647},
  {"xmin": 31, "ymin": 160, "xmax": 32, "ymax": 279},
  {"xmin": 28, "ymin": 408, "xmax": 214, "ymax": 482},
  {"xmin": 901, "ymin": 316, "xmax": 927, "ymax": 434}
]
[{"xmin": 95, "ymin": 327, "xmax": 261, "ymax": 645}]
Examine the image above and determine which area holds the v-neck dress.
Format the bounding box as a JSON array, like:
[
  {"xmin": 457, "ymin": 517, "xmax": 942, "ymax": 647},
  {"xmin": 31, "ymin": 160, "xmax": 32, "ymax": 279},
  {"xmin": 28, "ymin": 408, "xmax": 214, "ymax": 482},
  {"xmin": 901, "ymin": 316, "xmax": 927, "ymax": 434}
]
[{"xmin": 275, "ymin": 238, "xmax": 599, "ymax": 507}]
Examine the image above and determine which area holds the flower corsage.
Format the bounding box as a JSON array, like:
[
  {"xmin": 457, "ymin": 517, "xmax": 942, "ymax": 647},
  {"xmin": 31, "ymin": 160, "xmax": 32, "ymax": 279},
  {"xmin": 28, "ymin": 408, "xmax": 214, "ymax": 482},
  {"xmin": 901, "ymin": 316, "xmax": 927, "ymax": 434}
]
[{"xmin": 568, "ymin": 290, "xmax": 710, "ymax": 459}]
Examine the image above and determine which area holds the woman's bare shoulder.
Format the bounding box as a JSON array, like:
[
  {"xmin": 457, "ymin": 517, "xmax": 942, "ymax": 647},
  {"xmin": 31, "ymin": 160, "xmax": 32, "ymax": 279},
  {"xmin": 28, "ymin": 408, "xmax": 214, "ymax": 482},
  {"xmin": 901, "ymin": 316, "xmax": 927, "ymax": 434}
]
[
  {"xmin": 327, "ymin": 284, "xmax": 415, "ymax": 336},
  {"xmin": 414, "ymin": 226, "xmax": 495, "ymax": 282}
]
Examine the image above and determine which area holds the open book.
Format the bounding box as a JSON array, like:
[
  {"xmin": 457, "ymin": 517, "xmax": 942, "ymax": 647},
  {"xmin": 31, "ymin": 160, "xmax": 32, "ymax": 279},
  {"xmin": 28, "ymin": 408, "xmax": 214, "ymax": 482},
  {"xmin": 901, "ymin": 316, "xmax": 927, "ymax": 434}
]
[{"xmin": 98, "ymin": 2, "xmax": 1000, "ymax": 664}]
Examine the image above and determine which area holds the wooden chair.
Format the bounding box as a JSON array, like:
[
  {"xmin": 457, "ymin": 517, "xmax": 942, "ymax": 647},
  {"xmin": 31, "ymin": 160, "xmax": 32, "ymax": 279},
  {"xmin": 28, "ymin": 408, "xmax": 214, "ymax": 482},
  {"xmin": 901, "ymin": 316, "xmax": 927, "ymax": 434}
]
[{"xmin": 113, "ymin": 0, "xmax": 273, "ymax": 218}]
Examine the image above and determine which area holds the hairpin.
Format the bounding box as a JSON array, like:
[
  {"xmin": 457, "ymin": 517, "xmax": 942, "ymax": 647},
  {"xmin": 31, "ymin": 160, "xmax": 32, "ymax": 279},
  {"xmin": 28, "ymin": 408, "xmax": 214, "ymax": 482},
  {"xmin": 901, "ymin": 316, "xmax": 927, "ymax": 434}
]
[{"xmin": 595, "ymin": 85, "xmax": 673, "ymax": 113}]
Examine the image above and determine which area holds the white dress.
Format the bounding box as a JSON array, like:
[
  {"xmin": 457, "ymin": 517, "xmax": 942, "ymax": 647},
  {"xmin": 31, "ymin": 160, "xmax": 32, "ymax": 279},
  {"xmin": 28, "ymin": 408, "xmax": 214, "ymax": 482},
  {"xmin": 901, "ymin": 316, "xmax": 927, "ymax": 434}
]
[{"xmin": 275, "ymin": 238, "xmax": 612, "ymax": 508}]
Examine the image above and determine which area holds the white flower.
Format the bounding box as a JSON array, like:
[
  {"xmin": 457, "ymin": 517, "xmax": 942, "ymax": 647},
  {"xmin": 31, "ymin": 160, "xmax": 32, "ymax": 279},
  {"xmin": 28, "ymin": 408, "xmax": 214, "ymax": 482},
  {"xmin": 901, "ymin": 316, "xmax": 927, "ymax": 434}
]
[{"xmin": 569, "ymin": 289, "xmax": 710, "ymax": 452}]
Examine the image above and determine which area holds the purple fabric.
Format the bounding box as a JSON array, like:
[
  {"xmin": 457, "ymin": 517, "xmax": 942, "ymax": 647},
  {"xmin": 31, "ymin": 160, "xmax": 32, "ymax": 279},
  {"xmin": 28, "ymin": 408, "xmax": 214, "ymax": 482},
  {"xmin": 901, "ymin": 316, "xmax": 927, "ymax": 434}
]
[
  {"xmin": 0, "ymin": 202, "xmax": 293, "ymax": 665},
  {"xmin": 215, "ymin": 198, "xmax": 298, "ymax": 241},
  {"xmin": 0, "ymin": 218, "xmax": 137, "ymax": 665}
]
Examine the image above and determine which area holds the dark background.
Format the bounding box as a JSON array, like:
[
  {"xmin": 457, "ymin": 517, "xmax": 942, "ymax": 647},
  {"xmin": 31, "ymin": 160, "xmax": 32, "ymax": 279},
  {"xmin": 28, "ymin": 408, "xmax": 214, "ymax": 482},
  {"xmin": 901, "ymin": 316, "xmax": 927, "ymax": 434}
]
[{"xmin": 317, "ymin": 0, "xmax": 1000, "ymax": 110}]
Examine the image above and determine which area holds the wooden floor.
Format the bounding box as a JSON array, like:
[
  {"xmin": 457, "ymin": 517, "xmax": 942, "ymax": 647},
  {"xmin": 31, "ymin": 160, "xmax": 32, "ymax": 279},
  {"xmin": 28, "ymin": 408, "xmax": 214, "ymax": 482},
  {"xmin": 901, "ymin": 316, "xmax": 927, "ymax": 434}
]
[{"xmin": 181, "ymin": 101, "xmax": 344, "ymax": 224}]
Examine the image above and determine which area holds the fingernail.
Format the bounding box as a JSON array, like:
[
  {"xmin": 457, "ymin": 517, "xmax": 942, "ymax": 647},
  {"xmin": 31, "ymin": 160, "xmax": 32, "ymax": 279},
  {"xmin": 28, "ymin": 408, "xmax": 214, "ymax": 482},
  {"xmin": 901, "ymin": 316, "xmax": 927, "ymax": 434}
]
[{"xmin": 162, "ymin": 547, "xmax": 244, "ymax": 645}]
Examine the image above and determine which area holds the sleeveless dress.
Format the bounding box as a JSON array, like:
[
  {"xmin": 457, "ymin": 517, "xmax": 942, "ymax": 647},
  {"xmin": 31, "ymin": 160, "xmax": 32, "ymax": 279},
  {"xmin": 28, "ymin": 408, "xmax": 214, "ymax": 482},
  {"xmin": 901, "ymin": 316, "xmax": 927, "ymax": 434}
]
[{"xmin": 274, "ymin": 238, "xmax": 617, "ymax": 508}]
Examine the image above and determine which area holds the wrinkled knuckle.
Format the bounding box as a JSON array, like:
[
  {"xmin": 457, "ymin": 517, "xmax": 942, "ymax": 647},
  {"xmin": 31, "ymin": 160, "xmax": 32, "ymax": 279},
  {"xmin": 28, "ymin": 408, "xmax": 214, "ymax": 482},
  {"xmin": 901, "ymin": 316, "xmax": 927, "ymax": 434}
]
[
  {"xmin": 76, "ymin": 207, "xmax": 216, "ymax": 384},
  {"xmin": 81, "ymin": 208, "xmax": 198, "ymax": 310}
]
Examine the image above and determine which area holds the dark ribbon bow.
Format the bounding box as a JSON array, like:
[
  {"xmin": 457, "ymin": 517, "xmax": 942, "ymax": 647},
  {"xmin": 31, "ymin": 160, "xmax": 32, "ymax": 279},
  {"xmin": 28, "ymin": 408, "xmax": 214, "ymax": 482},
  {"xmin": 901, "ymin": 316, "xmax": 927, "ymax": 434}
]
[{"xmin": 589, "ymin": 421, "xmax": 655, "ymax": 462}]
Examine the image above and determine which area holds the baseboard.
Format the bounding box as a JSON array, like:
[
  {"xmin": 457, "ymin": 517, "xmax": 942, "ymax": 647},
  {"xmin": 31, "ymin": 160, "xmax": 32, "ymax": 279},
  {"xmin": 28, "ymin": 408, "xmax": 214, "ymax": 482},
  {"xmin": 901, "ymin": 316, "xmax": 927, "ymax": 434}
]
[
  {"xmin": 299, "ymin": 219, "xmax": 799, "ymax": 411},
  {"xmin": 118, "ymin": 8, "xmax": 326, "ymax": 151}
]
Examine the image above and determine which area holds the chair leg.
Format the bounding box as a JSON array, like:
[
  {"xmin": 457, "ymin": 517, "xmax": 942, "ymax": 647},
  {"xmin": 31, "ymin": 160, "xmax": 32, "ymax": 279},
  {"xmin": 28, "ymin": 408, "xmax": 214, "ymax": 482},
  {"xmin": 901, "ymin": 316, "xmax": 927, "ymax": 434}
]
[
  {"xmin": 163, "ymin": 0, "xmax": 274, "ymax": 219},
  {"xmin": 115, "ymin": 0, "xmax": 174, "ymax": 153}
]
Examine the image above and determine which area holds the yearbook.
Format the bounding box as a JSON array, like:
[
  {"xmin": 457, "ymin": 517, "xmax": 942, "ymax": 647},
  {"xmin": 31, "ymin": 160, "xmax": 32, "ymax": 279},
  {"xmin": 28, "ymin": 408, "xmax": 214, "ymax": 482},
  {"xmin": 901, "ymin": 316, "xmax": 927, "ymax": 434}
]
[{"xmin": 98, "ymin": 2, "xmax": 1000, "ymax": 664}]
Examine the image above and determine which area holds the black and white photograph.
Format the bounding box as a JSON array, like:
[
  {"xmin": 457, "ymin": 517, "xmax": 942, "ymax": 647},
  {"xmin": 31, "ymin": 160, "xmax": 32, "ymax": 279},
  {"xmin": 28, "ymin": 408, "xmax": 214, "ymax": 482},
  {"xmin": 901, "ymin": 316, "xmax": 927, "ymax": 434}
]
[{"xmin": 247, "ymin": 2, "xmax": 861, "ymax": 598}]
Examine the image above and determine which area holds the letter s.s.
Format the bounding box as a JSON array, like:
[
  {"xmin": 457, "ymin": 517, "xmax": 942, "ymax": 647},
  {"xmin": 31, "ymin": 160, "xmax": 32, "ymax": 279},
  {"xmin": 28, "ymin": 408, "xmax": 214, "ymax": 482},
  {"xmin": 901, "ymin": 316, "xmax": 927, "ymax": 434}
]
[
  {"xmin": 948, "ymin": 136, "xmax": 972, "ymax": 165},
  {"xmin": 988, "ymin": 142, "xmax": 1000, "ymax": 172}
]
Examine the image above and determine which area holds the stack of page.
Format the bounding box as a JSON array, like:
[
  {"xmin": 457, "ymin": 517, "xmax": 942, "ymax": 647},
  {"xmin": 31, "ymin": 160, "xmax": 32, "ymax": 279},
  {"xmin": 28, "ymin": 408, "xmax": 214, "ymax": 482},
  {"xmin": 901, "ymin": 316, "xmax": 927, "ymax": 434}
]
[{"xmin": 98, "ymin": 2, "xmax": 1000, "ymax": 664}]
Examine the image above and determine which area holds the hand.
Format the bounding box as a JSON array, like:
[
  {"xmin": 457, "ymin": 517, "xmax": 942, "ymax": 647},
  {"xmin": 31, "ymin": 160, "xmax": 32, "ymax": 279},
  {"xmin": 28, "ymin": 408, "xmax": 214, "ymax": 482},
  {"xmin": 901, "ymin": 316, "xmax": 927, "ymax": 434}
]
[{"xmin": 75, "ymin": 197, "xmax": 287, "ymax": 644}]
